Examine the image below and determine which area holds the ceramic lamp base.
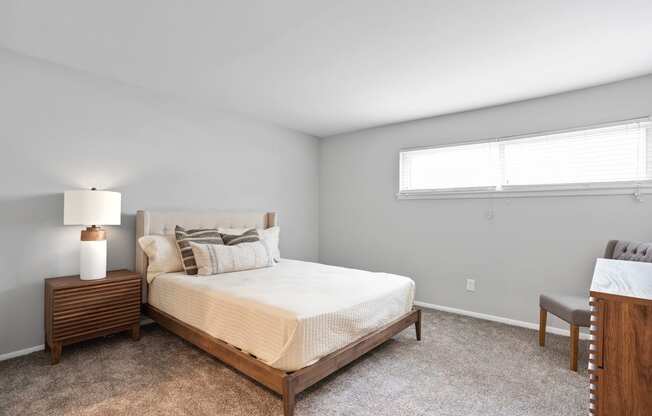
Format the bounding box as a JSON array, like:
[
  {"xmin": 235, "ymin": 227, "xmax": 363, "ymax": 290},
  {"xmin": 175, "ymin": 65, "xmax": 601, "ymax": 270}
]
[{"xmin": 80, "ymin": 239, "xmax": 107, "ymax": 280}]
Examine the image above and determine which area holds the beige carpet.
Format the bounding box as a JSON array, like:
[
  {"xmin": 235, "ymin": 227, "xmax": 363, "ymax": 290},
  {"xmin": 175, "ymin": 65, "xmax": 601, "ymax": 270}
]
[{"xmin": 0, "ymin": 309, "xmax": 589, "ymax": 415}]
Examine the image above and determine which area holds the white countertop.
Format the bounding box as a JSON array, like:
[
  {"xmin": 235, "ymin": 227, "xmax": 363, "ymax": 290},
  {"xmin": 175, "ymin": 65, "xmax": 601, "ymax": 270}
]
[{"xmin": 590, "ymin": 258, "xmax": 652, "ymax": 300}]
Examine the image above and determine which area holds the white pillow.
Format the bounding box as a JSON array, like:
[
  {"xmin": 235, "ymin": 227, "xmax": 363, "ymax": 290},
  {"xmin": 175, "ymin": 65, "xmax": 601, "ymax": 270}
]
[
  {"xmin": 218, "ymin": 226, "xmax": 280, "ymax": 262},
  {"xmin": 190, "ymin": 241, "xmax": 273, "ymax": 275},
  {"xmin": 138, "ymin": 235, "xmax": 184, "ymax": 275}
]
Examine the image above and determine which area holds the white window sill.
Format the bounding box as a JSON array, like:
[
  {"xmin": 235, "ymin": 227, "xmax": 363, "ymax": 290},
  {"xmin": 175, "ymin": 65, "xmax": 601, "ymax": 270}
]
[{"xmin": 397, "ymin": 182, "xmax": 652, "ymax": 200}]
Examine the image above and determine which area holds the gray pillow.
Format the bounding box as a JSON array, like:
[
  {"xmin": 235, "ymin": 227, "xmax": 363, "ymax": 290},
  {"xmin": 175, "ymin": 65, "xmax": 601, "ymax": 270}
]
[
  {"xmin": 221, "ymin": 228, "xmax": 260, "ymax": 246},
  {"xmin": 175, "ymin": 226, "xmax": 223, "ymax": 275}
]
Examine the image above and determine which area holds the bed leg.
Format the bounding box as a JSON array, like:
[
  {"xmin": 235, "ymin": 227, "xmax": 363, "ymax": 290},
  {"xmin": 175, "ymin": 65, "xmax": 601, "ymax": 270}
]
[
  {"xmin": 282, "ymin": 376, "xmax": 296, "ymax": 416},
  {"xmin": 415, "ymin": 309, "xmax": 422, "ymax": 341}
]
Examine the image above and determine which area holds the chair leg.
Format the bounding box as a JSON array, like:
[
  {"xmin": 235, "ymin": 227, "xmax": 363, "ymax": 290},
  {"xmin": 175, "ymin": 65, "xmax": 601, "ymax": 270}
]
[
  {"xmin": 539, "ymin": 308, "xmax": 547, "ymax": 347},
  {"xmin": 570, "ymin": 324, "xmax": 579, "ymax": 372},
  {"xmin": 415, "ymin": 309, "xmax": 422, "ymax": 341}
]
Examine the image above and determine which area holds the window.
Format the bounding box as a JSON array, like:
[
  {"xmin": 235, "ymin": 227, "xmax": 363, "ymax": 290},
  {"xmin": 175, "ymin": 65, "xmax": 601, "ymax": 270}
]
[{"xmin": 398, "ymin": 119, "xmax": 652, "ymax": 198}]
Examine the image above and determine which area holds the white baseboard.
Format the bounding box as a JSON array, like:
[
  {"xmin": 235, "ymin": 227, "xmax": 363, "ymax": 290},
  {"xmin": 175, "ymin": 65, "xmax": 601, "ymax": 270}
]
[
  {"xmin": 0, "ymin": 318, "xmax": 156, "ymax": 362},
  {"xmin": 0, "ymin": 344, "xmax": 45, "ymax": 362},
  {"xmin": 140, "ymin": 317, "xmax": 154, "ymax": 325},
  {"xmin": 414, "ymin": 300, "xmax": 591, "ymax": 340}
]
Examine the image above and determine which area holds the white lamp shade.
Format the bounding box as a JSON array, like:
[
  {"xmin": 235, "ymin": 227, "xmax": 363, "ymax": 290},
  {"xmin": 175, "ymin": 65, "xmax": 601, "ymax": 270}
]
[{"xmin": 64, "ymin": 190, "xmax": 121, "ymax": 225}]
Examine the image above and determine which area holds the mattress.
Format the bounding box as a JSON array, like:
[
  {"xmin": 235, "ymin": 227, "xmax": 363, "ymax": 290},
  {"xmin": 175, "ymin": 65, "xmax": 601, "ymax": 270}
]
[{"xmin": 148, "ymin": 259, "xmax": 415, "ymax": 371}]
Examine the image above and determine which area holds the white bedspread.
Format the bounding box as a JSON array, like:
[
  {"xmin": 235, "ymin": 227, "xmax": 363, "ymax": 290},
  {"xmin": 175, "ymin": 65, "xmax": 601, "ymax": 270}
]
[{"xmin": 148, "ymin": 259, "xmax": 415, "ymax": 371}]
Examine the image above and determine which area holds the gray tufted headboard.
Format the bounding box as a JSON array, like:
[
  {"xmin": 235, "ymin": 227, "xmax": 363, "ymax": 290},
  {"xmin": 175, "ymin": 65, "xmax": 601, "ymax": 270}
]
[{"xmin": 604, "ymin": 240, "xmax": 652, "ymax": 263}]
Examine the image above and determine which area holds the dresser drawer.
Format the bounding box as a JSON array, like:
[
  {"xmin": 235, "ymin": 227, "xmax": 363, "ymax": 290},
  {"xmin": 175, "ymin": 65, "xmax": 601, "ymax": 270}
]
[{"xmin": 589, "ymin": 290, "xmax": 652, "ymax": 416}]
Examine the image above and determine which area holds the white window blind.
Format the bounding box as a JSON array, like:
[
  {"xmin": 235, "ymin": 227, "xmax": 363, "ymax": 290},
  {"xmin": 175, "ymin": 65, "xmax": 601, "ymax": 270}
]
[
  {"xmin": 399, "ymin": 119, "xmax": 652, "ymax": 197},
  {"xmin": 399, "ymin": 142, "xmax": 498, "ymax": 191}
]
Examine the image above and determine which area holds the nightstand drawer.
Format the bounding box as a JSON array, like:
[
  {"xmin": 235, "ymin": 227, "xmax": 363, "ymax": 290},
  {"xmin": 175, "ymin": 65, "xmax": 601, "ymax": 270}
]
[
  {"xmin": 53, "ymin": 279, "xmax": 140, "ymax": 299},
  {"xmin": 52, "ymin": 308, "xmax": 140, "ymax": 341},
  {"xmin": 53, "ymin": 296, "xmax": 140, "ymax": 321},
  {"xmin": 53, "ymin": 281, "xmax": 140, "ymax": 312},
  {"xmin": 53, "ymin": 303, "xmax": 141, "ymax": 338}
]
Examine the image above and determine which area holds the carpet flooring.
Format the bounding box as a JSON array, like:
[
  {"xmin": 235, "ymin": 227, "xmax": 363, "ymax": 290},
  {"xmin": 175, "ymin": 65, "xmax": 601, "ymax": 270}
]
[{"xmin": 0, "ymin": 309, "xmax": 589, "ymax": 416}]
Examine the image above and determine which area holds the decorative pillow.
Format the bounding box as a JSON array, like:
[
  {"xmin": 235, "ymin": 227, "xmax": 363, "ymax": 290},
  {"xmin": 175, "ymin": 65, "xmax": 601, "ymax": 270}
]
[
  {"xmin": 175, "ymin": 226, "xmax": 223, "ymax": 275},
  {"xmin": 217, "ymin": 227, "xmax": 255, "ymax": 235},
  {"xmin": 218, "ymin": 226, "xmax": 281, "ymax": 262},
  {"xmin": 221, "ymin": 228, "xmax": 260, "ymax": 245},
  {"xmin": 138, "ymin": 235, "xmax": 183, "ymax": 275},
  {"xmin": 189, "ymin": 241, "xmax": 273, "ymax": 275}
]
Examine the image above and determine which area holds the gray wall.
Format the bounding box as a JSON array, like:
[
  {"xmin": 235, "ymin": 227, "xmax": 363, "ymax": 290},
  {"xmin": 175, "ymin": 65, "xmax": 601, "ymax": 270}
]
[
  {"xmin": 320, "ymin": 75, "xmax": 652, "ymax": 330},
  {"xmin": 0, "ymin": 49, "xmax": 319, "ymax": 356},
  {"xmin": 2, "ymin": 43, "xmax": 652, "ymax": 357}
]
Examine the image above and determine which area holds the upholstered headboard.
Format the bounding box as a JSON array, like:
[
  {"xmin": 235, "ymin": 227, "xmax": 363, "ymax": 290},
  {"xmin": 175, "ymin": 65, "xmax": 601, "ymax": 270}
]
[
  {"xmin": 135, "ymin": 210, "xmax": 277, "ymax": 295},
  {"xmin": 604, "ymin": 240, "xmax": 652, "ymax": 263}
]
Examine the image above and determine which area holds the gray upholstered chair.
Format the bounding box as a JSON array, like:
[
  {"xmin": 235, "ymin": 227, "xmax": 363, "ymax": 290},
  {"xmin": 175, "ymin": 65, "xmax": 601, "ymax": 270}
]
[{"xmin": 539, "ymin": 240, "xmax": 652, "ymax": 371}]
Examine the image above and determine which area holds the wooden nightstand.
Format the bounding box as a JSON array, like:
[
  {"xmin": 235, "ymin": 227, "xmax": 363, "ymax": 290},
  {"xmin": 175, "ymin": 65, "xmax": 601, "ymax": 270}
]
[{"xmin": 44, "ymin": 270, "xmax": 142, "ymax": 364}]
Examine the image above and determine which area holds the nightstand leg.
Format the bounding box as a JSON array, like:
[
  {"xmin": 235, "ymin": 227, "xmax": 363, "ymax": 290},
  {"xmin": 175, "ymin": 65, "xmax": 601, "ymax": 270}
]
[
  {"xmin": 131, "ymin": 323, "xmax": 141, "ymax": 341},
  {"xmin": 51, "ymin": 342, "xmax": 62, "ymax": 365}
]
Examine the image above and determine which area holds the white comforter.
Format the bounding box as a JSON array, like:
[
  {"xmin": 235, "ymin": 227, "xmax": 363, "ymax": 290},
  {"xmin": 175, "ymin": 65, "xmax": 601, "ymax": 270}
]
[{"xmin": 148, "ymin": 259, "xmax": 415, "ymax": 371}]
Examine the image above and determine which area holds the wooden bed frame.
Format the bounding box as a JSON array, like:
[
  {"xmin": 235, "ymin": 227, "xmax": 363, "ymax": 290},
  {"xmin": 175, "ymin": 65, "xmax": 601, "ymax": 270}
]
[
  {"xmin": 135, "ymin": 210, "xmax": 421, "ymax": 415},
  {"xmin": 144, "ymin": 304, "xmax": 421, "ymax": 416}
]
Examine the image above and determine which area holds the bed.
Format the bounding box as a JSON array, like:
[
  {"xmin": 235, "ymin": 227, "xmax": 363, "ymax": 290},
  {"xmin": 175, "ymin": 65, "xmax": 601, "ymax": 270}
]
[{"xmin": 136, "ymin": 210, "xmax": 421, "ymax": 416}]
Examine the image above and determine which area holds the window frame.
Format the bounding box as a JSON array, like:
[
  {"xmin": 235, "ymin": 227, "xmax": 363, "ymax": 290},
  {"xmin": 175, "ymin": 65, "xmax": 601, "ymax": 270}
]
[{"xmin": 397, "ymin": 117, "xmax": 652, "ymax": 200}]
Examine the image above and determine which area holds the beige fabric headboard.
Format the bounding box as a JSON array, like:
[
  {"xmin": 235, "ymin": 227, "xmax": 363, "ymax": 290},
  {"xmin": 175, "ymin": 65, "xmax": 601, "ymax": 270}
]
[{"xmin": 135, "ymin": 210, "xmax": 277, "ymax": 298}]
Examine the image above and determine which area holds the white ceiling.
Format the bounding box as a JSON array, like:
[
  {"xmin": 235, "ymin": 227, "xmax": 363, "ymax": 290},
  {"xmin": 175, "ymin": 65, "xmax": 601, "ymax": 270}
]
[{"xmin": 1, "ymin": 1, "xmax": 652, "ymax": 137}]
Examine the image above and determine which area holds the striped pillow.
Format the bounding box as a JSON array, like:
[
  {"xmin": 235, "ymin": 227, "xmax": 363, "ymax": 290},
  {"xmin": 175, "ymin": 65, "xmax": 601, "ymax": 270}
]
[
  {"xmin": 175, "ymin": 226, "xmax": 224, "ymax": 275},
  {"xmin": 190, "ymin": 241, "xmax": 273, "ymax": 275},
  {"xmin": 221, "ymin": 228, "xmax": 260, "ymax": 246}
]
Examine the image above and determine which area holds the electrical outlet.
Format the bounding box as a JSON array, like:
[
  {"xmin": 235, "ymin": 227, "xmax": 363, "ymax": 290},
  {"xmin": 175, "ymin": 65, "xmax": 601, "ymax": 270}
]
[{"xmin": 466, "ymin": 278, "xmax": 476, "ymax": 292}]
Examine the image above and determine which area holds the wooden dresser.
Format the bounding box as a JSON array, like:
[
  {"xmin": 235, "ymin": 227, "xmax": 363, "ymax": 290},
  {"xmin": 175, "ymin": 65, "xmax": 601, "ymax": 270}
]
[
  {"xmin": 589, "ymin": 258, "xmax": 652, "ymax": 416},
  {"xmin": 44, "ymin": 270, "xmax": 142, "ymax": 364}
]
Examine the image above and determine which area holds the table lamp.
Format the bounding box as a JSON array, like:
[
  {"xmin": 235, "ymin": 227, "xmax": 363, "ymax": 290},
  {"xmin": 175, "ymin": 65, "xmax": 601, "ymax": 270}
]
[{"xmin": 64, "ymin": 188, "xmax": 121, "ymax": 280}]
